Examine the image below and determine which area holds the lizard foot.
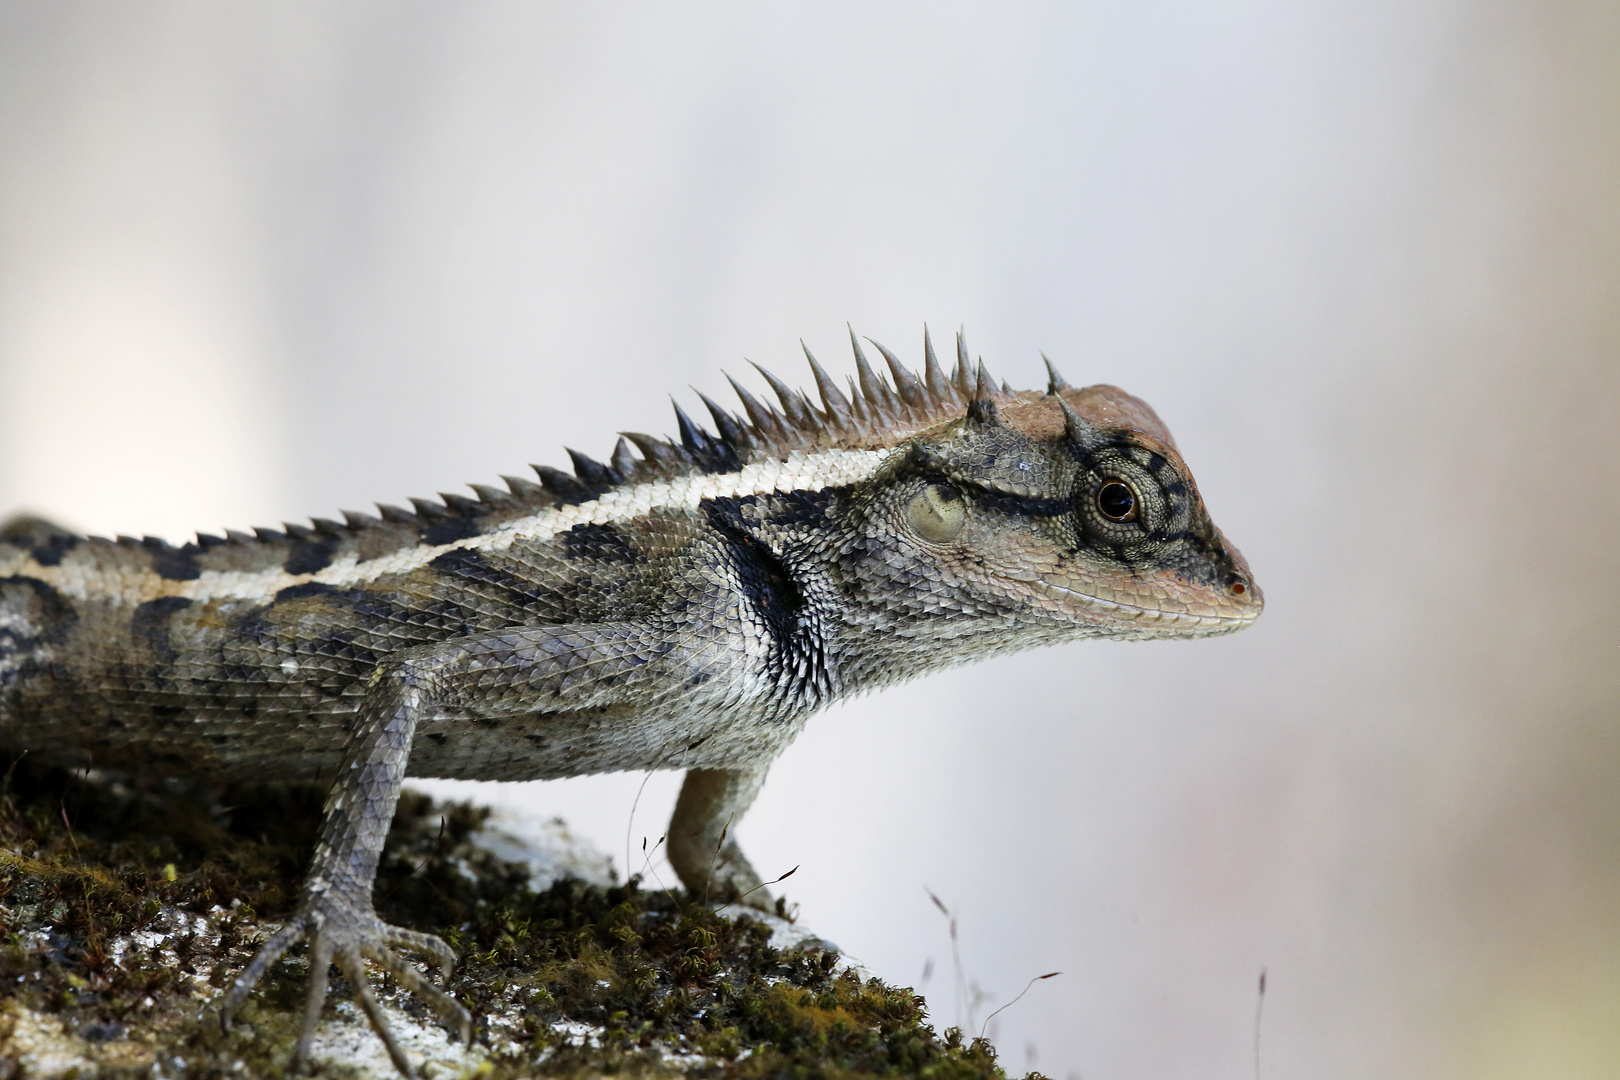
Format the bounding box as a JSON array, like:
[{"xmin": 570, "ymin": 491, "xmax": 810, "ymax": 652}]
[{"xmin": 220, "ymin": 894, "xmax": 471, "ymax": 1079}]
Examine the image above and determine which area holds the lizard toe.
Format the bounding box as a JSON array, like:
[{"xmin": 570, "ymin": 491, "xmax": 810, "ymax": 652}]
[
  {"xmin": 290, "ymin": 936, "xmax": 334, "ymax": 1071},
  {"xmin": 364, "ymin": 937, "xmax": 473, "ymax": 1043},
  {"xmin": 337, "ymin": 946, "xmax": 420, "ymax": 1080},
  {"xmin": 221, "ymin": 913, "xmax": 309, "ymax": 1029},
  {"xmin": 381, "ymin": 924, "xmax": 459, "ymax": 984}
]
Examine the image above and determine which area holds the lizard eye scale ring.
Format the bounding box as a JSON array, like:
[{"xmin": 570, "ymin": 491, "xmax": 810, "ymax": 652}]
[
  {"xmin": 1075, "ymin": 467, "xmax": 1163, "ymax": 542},
  {"xmin": 905, "ymin": 482, "xmax": 967, "ymax": 545},
  {"xmin": 1096, "ymin": 481, "xmax": 1137, "ymax": 523}
]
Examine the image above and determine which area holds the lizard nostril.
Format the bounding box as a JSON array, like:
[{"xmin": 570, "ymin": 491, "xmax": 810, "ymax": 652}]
[{"xmin": 1231, "ymin": 581, "xmax": 1247, "ymax": 595}]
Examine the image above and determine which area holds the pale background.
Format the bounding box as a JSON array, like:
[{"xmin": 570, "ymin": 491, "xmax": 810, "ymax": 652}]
[{"xmin": 2, "ymin": 4, "xmax": 1618, "ymax": 1078}]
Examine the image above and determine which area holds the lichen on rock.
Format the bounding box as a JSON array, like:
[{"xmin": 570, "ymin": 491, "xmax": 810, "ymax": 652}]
[{"xmin": 0, "ymin": 760, "xmax": 1036, "ymax": 1079}]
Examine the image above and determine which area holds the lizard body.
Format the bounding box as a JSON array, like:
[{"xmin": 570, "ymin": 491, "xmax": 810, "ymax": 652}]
[{"xmin": 0, "ymin": 329, "xmax": 1261, "ymax": 1075}]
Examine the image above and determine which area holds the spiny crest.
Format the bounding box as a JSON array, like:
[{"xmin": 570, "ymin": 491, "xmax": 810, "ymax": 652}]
[
  {"xmin": 534, "ymin": 326, "xmax": 992, "ymax": 493},
  {"xmin": 582, "ymin": 325, "xmax": 1014, "ymax": 490},
  {"xmin": 52, "ymin": 328, "xmax": 1026, "ymax": 564}
]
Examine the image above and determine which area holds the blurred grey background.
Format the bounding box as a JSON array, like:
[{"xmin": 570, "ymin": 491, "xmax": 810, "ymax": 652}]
[{"xmin": 2, "ymin": 3, "xmax": 1618, "ymax": 1077}]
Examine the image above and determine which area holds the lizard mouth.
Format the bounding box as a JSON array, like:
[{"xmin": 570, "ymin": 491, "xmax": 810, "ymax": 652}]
[{"xmin": 1033, "ymin": 577, "xmax": 1262, "ymax": 631}]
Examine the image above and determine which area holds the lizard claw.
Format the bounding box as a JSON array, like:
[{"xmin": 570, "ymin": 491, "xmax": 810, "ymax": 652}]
[{"xmin": 222, "ymin": 894, "xmax": 470, "ymax": 1077}]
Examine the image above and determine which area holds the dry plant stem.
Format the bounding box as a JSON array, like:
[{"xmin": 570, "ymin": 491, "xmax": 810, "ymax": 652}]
[
  {"xmin": 928, "ymin": 888, "xmax": 973, "ymax": 1033},
  {"xmin": 718, "ymin": 864, "xmax": 799, "ymax": 913},
  {"xmin": 1254, "ymin": 967, "xmax": 1268, "ymax": 1080},
  {"xmin": 979, "ymin": 972, "xmax": 1062, "ymax": 1039},
  {"xmin": 625, "ymin": 768, "xmax": 657, "ymax": 887}
]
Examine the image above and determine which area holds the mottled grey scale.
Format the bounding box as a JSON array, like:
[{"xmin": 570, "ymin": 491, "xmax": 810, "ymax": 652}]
[
  {"xmin": 0, "ymin": 574, "xmax": 77, "ymax": 695},
  {"xmin": 1, "ymin": 518, "xmax": 79, "ymax": 567}
]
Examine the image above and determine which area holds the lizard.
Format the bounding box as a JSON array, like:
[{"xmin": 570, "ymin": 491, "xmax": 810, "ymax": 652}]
[{"xmin": 0, "ymin": 327, "xmax": 1261, "ymax": 1076}]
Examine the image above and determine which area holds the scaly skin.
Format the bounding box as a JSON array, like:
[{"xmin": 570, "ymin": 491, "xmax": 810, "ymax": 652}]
[{"xmin": 0, "ymin": 329, "xmax": 1261, "ymax": 1075}]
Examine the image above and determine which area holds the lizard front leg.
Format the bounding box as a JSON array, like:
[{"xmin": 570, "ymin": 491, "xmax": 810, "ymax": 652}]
[
  {"xmin": 220, "ymin": 623, "xmax": 681, "ymax": 1078},
  {"xmin": 668, "ymin": 765, "xmax": 773, "ymax": 909}
]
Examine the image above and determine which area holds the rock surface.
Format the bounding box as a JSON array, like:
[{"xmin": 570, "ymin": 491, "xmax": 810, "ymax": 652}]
[{"xmin": 0, "ymin": 762, "xmax": 1026, "ymax": 1079}]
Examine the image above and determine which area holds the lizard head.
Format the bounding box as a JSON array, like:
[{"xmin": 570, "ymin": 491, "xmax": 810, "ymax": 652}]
[{"xmin": 838, "ymin": 355, "xmax": 1262, "ymax": 645}]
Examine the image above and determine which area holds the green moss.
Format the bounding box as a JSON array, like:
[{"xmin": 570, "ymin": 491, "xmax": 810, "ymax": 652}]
[{"xmin": 0, "ymin": 758, "xmax": 1042, "ymax": 1078}]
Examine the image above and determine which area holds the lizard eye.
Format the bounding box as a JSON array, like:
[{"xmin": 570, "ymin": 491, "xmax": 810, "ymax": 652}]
[
  {"xmin": 1096, "ymin": 481, "xmax": 1137, "ymax": 523},
  {"xmin": 906, "ymin": 483, "xmax": 966, "ymax": 545}
]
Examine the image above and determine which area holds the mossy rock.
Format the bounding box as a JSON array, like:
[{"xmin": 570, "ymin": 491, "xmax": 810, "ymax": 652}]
[{"xmin": 0, "ymin": 759, "xmax": 1036, "ymax": 1079}]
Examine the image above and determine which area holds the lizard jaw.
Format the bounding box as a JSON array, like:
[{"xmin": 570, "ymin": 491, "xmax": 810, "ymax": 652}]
[{"xmin": 1033, "ymin": 576, "xmax": 1262, "ymax": 635}]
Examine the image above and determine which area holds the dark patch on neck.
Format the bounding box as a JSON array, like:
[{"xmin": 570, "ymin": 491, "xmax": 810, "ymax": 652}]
[
  {"xmin": 724, "ymin": 531, "xmax": 806, "ymax": 661},
  {"xmin": 702, "ymin": 492, "xmax": 832, "ymax": 698},
  {"xmin": 284, "ymin": 536, "xmax": 341, "ymax": 575},
  {"xmin": 561, "ymin": 522, "xmax": 642, "ymax": 565}
]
